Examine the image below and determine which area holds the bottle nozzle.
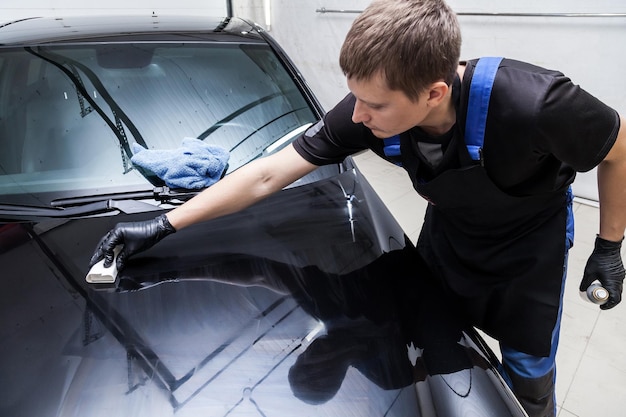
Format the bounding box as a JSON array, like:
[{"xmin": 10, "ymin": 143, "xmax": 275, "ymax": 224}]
[{"xmin": 580, "ymin": 281, "xmax": 609, "ymax": 305}]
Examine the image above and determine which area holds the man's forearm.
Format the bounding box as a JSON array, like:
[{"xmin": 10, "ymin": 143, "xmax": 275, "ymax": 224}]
[
  {"xmin": 166, "ymin": 144, "xmax": 318, "ymax": 231},
  {"xmin": 598, "ymin": 162, "xmax": 626, "ymax": 242},
  {"xmin": 597, "ymin": 117, "xmax": 626, "ymax": 242}
]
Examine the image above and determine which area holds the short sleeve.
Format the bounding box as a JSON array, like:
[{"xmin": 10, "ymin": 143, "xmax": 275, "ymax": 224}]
[
  {"xmin": 293, "ymin": 94, "xmax": 378, "ymax": 166},
  {"xmin": 537, "ymin": 75, "xmax": 620, "ymax": 172}
]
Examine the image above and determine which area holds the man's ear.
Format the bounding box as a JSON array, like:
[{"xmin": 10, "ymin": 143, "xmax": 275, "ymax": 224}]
[{"xmin": 426, "ymin": 81, "xmax": 449, "ymax": 107}]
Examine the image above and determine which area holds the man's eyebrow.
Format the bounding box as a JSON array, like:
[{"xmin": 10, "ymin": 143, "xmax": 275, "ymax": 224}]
[{"xmin": 357, "ymin": 97, "xmax": 386, "ymax": 107}]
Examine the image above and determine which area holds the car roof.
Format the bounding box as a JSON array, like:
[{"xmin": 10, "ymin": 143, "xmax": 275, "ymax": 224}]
[{"xmin": 0, "ymin": 14, "xmax": 265, "ymax": 46}]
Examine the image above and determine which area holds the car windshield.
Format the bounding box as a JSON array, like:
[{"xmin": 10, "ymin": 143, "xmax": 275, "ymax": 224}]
[{"xmin": 0, "ymin": 42, "xmax": 316, "ymax": 205}]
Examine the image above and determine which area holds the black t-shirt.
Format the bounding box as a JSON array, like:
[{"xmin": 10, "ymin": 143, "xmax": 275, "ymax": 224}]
[{"xmin": 293, "ymin": 58, "xmax": 620, "ymax": 196}]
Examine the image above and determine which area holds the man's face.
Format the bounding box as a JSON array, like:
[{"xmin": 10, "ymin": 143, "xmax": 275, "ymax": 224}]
[{"xmin": 347, "ymin": 72, "xmax": 431, "ymax": 139}]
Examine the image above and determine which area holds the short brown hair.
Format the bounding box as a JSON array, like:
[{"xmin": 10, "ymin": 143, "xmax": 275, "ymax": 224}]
[{"xmin": 339, "ymin": 0, "xmax": 461, "ymax": 101}]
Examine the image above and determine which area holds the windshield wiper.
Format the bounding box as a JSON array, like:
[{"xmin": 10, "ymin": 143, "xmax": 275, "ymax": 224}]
[
  {"xmin": 25, "ymin": 46, "xmax": 164, "ymax": 186},
  {"xmin": 50, "ymin": 186, "xmax": 200, "ymax": 208},
  {"xmin": 1, "ymin": 187, "xmax": 203, "ymax": 221},
  {"xmin": 0, "ymin": 200, "xmax": 117, "ymax": 221}
]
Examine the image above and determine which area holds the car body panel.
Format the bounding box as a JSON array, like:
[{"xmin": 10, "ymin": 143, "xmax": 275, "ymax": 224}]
[
  {"xmin": 0, "ymin": 15, "xmax": 263, "ymax": 45},
  {"xmin": 0, "ymin": 15, "xmax": 528, "ymax": 416}
]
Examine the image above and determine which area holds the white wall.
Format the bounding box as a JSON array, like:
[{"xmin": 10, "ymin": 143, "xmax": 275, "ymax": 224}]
[
  {"xmin": 259, "ymin": 0, "xmax": 626, "ymax": 201},
  {"xmin": 0, "ymin": 0, "xmax": 227, "ymax": 21},
  {"xmin": 2, "ymin": 0, "xmax": 624, "ymax": 200}
]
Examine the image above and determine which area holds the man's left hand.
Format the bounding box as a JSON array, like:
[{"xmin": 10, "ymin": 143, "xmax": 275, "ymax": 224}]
[{"xmin": 580, "ymin": 235, "xmax": 625, "ymax": 310}]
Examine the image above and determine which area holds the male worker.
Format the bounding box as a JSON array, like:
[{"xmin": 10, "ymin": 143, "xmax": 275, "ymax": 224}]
[{"xmin": 90, "ymin": 0, "xmax": 626, "ymax": 415}]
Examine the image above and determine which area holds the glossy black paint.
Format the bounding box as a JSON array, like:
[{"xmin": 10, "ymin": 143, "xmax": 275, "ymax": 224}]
[{"xmin": 0, "ymin": 15, "xmax": 528, "ymax": 416}]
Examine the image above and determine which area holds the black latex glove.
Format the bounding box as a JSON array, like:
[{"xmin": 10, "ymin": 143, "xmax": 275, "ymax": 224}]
[
  {"xmin": 580, "ymin": 235, "xmax": 625, "ymax": 310},
  {"xmin": 89, "ymin": 213, "xmax": 176, "ymax": 271}
]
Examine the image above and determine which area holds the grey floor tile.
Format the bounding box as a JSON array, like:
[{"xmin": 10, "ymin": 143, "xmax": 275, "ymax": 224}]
[{"xmin": 557, "ymin": 407, "xmax": 578, "ymax": 417}]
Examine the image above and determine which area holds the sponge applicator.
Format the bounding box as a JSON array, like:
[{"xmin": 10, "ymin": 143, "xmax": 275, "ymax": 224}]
[{"xmin": 86, "ymin": 245, "xmax": 122, "ymax": 284}]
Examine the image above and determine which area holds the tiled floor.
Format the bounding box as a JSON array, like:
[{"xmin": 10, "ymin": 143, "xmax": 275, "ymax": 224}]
[{"xmin": 352, "ymin": 150, "xmax": 626, "ymax": 417}]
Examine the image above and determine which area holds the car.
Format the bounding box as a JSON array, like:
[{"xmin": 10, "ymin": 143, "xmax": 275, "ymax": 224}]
[{"xmin": 0, "ymin": 14, "xmax": 529, "ymax": 416}]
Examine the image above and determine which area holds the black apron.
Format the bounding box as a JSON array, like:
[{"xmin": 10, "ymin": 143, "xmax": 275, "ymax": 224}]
[
  {"xmin": 410, "ymin": 150, "xmax": 569, "ymax": 357},
  {"xmin": 394, "ymin": 58, "xmax": 572, "ymax": 357}
]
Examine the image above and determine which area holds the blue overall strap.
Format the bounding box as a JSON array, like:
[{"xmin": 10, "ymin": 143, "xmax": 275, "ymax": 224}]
[
  {"xmin": 383, "ymin": 134, "xmax": 401, "ymax": 156},
  {"xmin": 465, "ymin": 57, "xmax": 503, "ymax": 161},
  {"xmin": 383, "ymin": 134, "xmax": 402, "ymax": 166}
]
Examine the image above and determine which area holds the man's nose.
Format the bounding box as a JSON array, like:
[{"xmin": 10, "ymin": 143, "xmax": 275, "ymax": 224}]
[{"xmin": 352, "ymin": 101, "xmax": 369, "ymax": 124}]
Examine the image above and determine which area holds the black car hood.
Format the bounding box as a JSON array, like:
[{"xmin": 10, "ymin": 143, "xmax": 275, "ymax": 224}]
[{"xmin": 0, "ymin": 165, "xmax": 527, "ymax": 416}]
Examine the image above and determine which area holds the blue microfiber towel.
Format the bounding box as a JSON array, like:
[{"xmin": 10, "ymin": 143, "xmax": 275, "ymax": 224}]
[{"xmin": 131, "ymin": 138, "xmax": 230, "ymax": 189}]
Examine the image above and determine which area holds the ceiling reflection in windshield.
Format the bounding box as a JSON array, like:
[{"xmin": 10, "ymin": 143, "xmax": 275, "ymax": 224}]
[{"xmin": 0, "ymin": 43, "xmax": 316, "ymax": 200}]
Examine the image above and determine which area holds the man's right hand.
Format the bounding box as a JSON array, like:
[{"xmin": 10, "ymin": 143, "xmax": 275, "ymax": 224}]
[{"xmin": 89, "ymin": 213, "xmax": 176, "ymax": 271}]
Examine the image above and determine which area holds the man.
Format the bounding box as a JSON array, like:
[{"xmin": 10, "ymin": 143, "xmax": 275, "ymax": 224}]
[{"xmin": 90, "ymin": 0, "xmax": 626, "ymax": 415}]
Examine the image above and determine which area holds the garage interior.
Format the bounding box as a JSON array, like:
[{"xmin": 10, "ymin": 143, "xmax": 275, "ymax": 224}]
[{"xmin": 1, "ymin": 1, "xmax": 625, "ymax": 416}]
